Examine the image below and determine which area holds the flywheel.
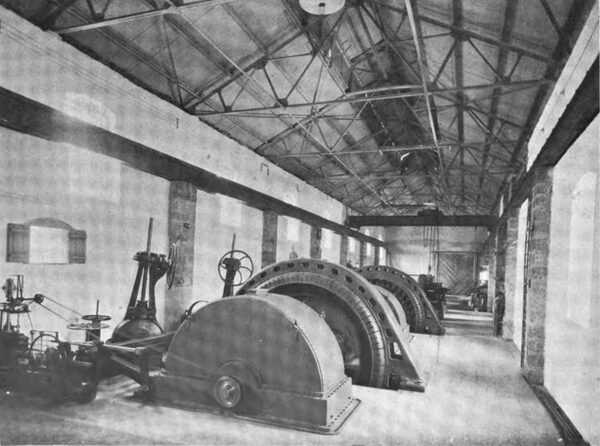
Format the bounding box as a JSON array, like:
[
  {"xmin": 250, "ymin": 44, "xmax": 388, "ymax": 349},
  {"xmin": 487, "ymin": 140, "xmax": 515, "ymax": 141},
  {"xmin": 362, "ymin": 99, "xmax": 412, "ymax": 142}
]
[
  {"xmin": 357, "ymin": 265, "xmax": 444, "ymax": 335},
  {"xmin": 237, "ymin": 259, "xmax": 424, "ymax": 391}
]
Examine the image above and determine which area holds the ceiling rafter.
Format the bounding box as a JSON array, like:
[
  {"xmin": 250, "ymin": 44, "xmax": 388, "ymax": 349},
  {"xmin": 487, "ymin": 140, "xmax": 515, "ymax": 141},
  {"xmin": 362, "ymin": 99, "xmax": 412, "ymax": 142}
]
[
  {"xmin": 194, "ymin": 78, "xmax": 552, "ymax": 116},
  {"xmin": 372, "ymin": 0, "xmax": 556, "ymax": 63},
  {"xmin": 343, "ymin": 3, "xmax": 421, "ymax": 208},
  {"xmin": 475, "ymin": 0, "xmax": 518, "ymax": 206},
  {"xmin": 16, "ymin": 0, "xmax": 585, "ymax": 218}
]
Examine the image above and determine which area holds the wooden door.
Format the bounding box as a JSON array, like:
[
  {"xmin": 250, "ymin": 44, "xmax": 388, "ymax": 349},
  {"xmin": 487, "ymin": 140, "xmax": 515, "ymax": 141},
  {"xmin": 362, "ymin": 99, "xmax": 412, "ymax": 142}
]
[{"xmin": 436, "ymin": 251, "xmax": 477, "ymax": 295}]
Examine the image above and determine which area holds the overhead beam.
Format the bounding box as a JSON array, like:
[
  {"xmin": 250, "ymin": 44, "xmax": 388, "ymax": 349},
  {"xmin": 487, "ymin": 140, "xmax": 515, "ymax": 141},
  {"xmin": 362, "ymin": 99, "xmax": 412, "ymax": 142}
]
[
  {"xmin": 269, "ymin": 139, "xmax": 518, "ymax": 158},
  {"xmin": 452, "ymin": 0, "xmax": 466, "ymax": 206},
  {"xmin": 54, "ymin": 0, "xmax": 238, "ymax": 34},
  {"xmin": 347, "ymin": 214, "xmax": 496, "ymax": 229},
  {"xmin": 0, "ymin": 86, "xmax": 383, "ymax": 247},
  {"xmin": 195, "ymin": 78, "xmax": 552, "ymax": 116}
]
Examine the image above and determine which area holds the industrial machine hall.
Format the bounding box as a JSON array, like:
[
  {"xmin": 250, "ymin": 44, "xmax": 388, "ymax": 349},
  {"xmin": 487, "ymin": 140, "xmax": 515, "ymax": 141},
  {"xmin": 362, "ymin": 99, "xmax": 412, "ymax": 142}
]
[{"xmin": 0, "ymin": 0, "xmax": 597, "ymax": 444}]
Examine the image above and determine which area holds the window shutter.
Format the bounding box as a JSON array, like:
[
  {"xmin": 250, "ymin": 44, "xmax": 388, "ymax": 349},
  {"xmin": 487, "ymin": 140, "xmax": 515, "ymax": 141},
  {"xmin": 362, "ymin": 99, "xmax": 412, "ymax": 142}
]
[
  {"xmin": 68, "ymin": 230, "xmax": 86, "ymax": 263},
  {"xmin": 7, "ymin": 224, "xmax": 30, "ymax": 263}
]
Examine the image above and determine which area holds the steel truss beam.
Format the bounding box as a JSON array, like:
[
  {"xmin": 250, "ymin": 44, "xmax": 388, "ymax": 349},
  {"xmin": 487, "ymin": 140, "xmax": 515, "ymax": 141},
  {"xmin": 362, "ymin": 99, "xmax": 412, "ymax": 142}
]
[
  {"xmin": 269, "ymin": 139, "xmax": 518, "ymax": 158},
  {"xmin": 372, "ymin": 0, "xmax": 555, "ymax": 63},
  {"xmin": 194, "ymin": 79, "xmax": 551, "ymax": 116},
  {"xmin": 54, "ymin": 0, "xmax": 239, "ymax": 34}
]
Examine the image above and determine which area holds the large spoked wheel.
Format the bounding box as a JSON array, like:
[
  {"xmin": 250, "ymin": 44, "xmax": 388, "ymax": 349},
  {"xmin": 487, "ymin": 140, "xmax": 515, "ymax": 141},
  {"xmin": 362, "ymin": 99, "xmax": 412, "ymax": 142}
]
[
  {"xmin": 238, "ymin": 260, "xmax": 389, "ymax": 388},
  {"xmin": 272, "ymin": 283, "xmax": 370, "ymax": 381},
  {"xmin": 357, "ymin": 266, "xmax": 425, "ymax": 333},
  {"xmin": 166, "ymin": 243, "xmax": 178, "ymax": 289},
  {"xmin": 218, "ymin": 250, "xmax": 254, "ymax": 286}
]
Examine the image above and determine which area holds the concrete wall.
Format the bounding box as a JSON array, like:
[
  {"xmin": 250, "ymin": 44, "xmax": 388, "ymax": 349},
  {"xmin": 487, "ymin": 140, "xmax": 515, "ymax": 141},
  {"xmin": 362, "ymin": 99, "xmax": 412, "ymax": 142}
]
[
  {"xmin": 0, "ymin": 127, "xmax": 169, "ymax": 339},
  {"xmin": 385, "ymin": 226, "xmax": 488, "ymax": 276},
  {"xmin": 545, "ymin": 116, "xmax": 599, "ymax": 444}
]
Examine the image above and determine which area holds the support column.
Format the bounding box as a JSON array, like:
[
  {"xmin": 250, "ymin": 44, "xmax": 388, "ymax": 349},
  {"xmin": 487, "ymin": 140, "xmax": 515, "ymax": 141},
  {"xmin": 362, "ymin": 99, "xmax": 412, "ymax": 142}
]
[
  {"xmin": 503, "ymin": 206, "xmax": 520, "ymax": 340},
  {"xmin": 310, "ymin": 226, "xmax": 322, "ymax": 259},
  {"xmin": 261, "ymin": 210, "xmax": 278, "ymax": 268},
  {"xmin": 374, "ymin": 246, "xmax": 380, "ymax": 266},
  {"xmin": 493, "ymin": 220, "xmax": 507, "ymax": 336},
  {"xmin": 166, "ymin": 181, "xmax": 196, "ymax": 331},
  {"xmin": 340, "ymin": 235, "xmax": 349, "ymax": 265},
  {"xmin": 359, "ymin": 241, "xmax": 367, "ymax": 267},
  {"xmin": 487, "ymin": 236, "xmax": 497, "ymax": 312},
  {"xmin": 523, "ymin": 168, "xmax": 553, "ymax": 385}
]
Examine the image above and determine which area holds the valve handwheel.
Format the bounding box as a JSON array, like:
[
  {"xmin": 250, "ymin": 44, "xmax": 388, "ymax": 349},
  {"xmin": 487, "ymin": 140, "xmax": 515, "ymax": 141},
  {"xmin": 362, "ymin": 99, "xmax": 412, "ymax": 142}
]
[
  {"xmin": 81, "ymin": 314, "xmax": 111, "ymax": 322},
  {"xmin": 218, "ymin": 250, "xmax": 254, "ymax": 286},
  {"xmin": 166, "ymin": 243, "xmax": 178, "ymax": 290}
]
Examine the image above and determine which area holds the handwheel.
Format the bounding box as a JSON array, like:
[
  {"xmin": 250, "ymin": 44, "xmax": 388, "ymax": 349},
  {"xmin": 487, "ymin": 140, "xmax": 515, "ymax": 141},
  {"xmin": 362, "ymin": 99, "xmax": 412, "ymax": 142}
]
[
  {"xmin": 218, "ymin": 250, "xmax": 254, "ymax": 286},
  {"xmin": 82, "ymin": 314, "xmax": 111, "ymax": 322},
  {"xmin": 166, "ymin": 243, "xmax": 178, "ymax": 289}
]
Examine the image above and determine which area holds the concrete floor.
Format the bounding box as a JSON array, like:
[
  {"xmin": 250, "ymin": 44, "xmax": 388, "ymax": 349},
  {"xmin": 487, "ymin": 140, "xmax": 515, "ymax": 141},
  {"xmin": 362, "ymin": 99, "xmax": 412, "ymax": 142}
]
[{"xmin": 0, "ymin": 308, "xmax": 561, "ymax": 445}]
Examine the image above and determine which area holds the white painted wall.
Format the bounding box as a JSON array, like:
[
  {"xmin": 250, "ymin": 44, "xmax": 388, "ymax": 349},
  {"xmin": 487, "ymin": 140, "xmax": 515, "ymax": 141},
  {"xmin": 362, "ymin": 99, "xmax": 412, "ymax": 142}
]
[
  {"xmin": 0, "ymin": 127, "xmax": 169, "ymax": 340},
  {"xmin": 546, "ymin": 116, "xmax": 599, "ymax": 445}
]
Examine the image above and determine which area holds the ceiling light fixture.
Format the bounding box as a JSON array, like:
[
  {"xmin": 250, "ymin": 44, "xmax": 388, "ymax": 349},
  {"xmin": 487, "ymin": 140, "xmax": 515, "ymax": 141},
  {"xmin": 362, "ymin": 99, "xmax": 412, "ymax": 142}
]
[{"xmin": 299, "ymin": 0, "xmax": 345, "ymax": 15}]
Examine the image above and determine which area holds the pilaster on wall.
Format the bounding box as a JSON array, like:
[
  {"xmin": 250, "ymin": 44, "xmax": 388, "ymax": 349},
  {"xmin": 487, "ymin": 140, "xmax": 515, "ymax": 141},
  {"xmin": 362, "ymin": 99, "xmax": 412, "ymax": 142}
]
[
  {"xmin": 359, "ymin": 241, "xmax": 367, "ymax": 267},
  {"xmin": 340, "ymin": 235, "xmax": 349, "ymax": 265},
  {"xmin": 503, "ymin": 207, "xmax": 520, "ymax": 341},
  {"xmin": 310, "ymin": 226, "xmax": 322, "ymax": 259},
  {"xmin": 374, "ymin": 246, "xmax": 380, "ymax": 266},
  {"xmin": 166, "ymin": 181, "xmax": 197, "ymax": 331},
  {"xmin": 495, "ymin": 221, "xmax": 508, "ymax": 294},
  {"xmin": 493, "ymin": 220, "xmax": 508, "ymax": 335},
  {"xmin": 523, "ymin": 167, "xmax": 554, "ymax": 385},
  {"xmin": 487, "ymin": 232, "xmax": 497, "ymax": 312},
  {"xmin": 261, "ymin": 210, "xmax": 278, "ymax": 267}
]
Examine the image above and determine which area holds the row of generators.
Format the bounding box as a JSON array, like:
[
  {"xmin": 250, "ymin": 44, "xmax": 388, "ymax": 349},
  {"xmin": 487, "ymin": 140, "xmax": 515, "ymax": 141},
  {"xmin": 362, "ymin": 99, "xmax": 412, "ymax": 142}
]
[{"xmin": 0, "ymin": 225, "xmax": 446, "ymax": 435}]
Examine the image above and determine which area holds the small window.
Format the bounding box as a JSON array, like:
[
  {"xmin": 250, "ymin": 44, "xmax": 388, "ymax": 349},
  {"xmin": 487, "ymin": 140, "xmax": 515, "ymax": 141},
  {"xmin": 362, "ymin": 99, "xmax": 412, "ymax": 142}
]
[{"xmin": 6, "ymin": 218, "xmax": 86, "ymax": 264}]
